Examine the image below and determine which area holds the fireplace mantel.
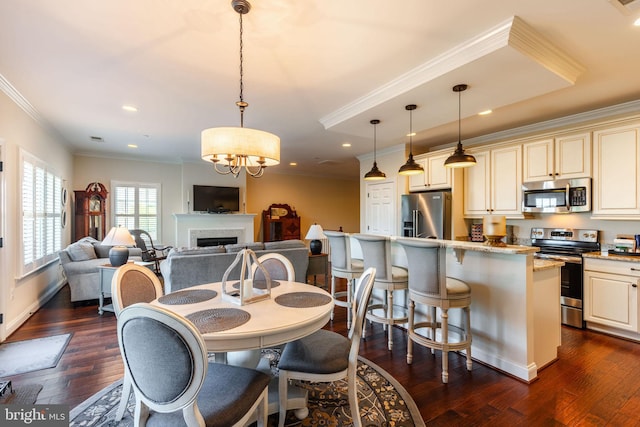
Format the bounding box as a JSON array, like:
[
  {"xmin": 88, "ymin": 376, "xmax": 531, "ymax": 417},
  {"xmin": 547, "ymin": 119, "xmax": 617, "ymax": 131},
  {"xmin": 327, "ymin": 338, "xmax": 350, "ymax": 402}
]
[{"xmin": 173, "ymin": 213, "xmax": 256, "ymax": 248}]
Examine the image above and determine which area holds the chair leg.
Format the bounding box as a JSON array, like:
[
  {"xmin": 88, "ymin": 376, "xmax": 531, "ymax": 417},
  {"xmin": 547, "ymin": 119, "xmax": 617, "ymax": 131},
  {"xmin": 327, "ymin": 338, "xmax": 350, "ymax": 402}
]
[
  {"xmin": 330, "ymin": 275, "xmax": 337, "ymax": 321},
  {"xmin": 348, "ymin": 365, "xmax": 362, "ymax": 427},
  {"xmin": 465, "ymin": 306, "xmax": 473, "ymax": 371},
  {"xmin": 387, "ymin": 290, "xmax": 393, "ymax": 350},
  {"xmin": 278, "ymin": 371, "xmax": 289, "ymax": 427},
  {"xmin": 407, "ymin": 299, "xmax": 415, "ymax": 364},
  {"xmin": 430, "ymin": 306, "xmax": 437, "ymax": 355},
  {"xmin": 441, "ymin": 308, "xmax": 449, "ymax": 383},
  {"xmin": 115, "ymin": 372, "xmax": 131, "ymax": 421}
]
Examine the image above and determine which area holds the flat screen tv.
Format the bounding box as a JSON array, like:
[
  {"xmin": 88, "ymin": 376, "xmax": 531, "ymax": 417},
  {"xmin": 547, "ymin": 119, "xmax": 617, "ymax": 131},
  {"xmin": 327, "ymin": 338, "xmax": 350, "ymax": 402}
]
[{"xmin": 193, "ymin": 185, "xmax": 240, "ymax": 213}]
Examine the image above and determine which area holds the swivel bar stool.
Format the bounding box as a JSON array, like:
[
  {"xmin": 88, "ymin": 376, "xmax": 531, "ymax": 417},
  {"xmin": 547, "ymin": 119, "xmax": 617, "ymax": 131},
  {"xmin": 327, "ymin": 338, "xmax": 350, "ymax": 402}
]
[
  {"xmin": 324, "ymin": 230, "xmax": 364, "ymax": 328},
  {"xmin": 353, "ymin": 233, "xmax": 408, "ymax": 350},
  {"xmin": 397, "ymin": 238, "xmax": 472, "ymax": 383}
]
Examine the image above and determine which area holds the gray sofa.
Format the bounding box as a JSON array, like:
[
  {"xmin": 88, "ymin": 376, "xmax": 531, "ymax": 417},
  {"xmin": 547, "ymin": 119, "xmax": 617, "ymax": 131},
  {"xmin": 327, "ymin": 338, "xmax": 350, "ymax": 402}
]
[
  {"xmin": 160, "ymin": 240, "xmax": 309, "ymax": 294},
  {"xmin": 58, "ymin": 237, "xmax": 142, "ymax": 303}
]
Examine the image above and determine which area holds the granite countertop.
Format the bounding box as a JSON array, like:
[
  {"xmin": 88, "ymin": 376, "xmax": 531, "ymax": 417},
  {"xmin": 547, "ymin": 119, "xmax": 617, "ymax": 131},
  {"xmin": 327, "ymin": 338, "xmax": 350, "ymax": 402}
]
[
  {"xmin": 390, "ymin": 236, "xmax": 540, "ymax": 255},
  {"xmin": 583, "ymin": 251, "xmax": 640, "ymax": 262},
  {"xmin": 533, "ymin": 259, "xmax": 565, "ymax": 272}
]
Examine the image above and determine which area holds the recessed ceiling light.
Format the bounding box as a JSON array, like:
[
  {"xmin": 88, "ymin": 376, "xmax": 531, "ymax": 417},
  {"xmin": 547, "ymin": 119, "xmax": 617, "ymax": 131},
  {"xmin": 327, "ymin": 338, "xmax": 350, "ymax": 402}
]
[
  {"xmin": 289, "ymin": 162, "xmax": 297, "ymax": 166},
  {"xmin": 122, "ymin": 105, "xmax": 138, "ymax": 112},
  {"xmin": 406, "ymin": 132, "xmax": 416, "ymax": 137},
  {"xmin": 127, "ymin": 144, "xmax": 138, "ymax": 148},
  {"xmin": 478, "ymin": 109, "xmax": 493, "ymax": 116},
  {"xmin": 634, "ymin": 17, "xmax": 640, "ymax": 26},
  {"xmin": 342, "ymin": 143, "xmax": 351, "ymax": 147}
]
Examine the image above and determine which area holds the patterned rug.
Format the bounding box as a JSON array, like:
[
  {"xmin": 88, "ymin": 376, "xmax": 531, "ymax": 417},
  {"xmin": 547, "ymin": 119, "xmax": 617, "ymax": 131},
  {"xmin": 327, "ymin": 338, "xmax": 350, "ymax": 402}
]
[{"xmin": 69, "ymin": 353, "xmax": 424, "ymax": 426}]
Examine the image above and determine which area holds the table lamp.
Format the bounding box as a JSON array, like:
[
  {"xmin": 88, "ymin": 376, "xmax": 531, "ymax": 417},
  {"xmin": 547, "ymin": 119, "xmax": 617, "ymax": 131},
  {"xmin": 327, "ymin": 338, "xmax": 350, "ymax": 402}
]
[
  {"xmin": 305, "ymin": 223, "xmax": 327, "ymax": 255},
  {"xmin": 102, "ymin": 226, "xmax": 136, "ymax": 266}
]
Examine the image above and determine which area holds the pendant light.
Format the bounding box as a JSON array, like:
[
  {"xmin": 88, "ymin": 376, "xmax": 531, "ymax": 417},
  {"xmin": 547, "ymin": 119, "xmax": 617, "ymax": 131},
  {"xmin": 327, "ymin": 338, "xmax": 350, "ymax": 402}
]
[
  {"xmin": 398, "ymin": 104, "xmax": 424, "ymax": 176},
  {"xmin": 444, "ymin": 84, "xmax": 476, "ymax": 168},
  {"xmin": 200, "ymin": 0, "xmax": 280, "ymax": 178},
  {"xmin": 364, "ymin": 119, "xmax": 386, "ymax": 181}
]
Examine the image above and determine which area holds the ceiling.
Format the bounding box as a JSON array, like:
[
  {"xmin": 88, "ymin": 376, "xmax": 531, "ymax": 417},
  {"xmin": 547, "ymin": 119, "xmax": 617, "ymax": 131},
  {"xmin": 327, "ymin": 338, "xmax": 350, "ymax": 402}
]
[{"xmin": 1, "ymin": 0, "xmax": 640, "ymax": 179}]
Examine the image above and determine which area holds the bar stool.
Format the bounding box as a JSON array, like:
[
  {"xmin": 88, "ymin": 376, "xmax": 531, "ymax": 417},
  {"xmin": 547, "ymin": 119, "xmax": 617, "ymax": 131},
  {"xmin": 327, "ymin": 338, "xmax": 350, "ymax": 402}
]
[
  {"xmin": 397, "ymin": 238, "xmax": 472, "ymax": 383},
  {"xmin": 324, "ymin": 230, "xmax": 364, "ymax": 328},
  {"xmin": 353, "ymin": 234, "xmax": 408, "ymax": 351}
]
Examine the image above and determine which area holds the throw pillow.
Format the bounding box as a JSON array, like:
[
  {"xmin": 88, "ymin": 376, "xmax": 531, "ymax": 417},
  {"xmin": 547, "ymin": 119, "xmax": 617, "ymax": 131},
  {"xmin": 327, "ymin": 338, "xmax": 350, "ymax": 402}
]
[
  {"xmin": 66, "ymin": 241, "xmax": 98, "ymax": 261},
  {"xmin": 93, "ymin": 244, "xmax": 113, "ymax": 258},
  {"xmin": 224, "ymin": 242, "xmax": 265, "ymax": 253},
  {"xmin": 263, "ymin": 240, "xmax": 306, "ymax": 250}
]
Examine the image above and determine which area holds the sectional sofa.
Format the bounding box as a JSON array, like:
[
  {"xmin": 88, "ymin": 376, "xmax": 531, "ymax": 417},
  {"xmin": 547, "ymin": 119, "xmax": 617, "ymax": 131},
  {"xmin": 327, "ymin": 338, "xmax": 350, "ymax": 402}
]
[{"xmin": 159, "ymin": 240, "xmax": 310, "ymax": 294}]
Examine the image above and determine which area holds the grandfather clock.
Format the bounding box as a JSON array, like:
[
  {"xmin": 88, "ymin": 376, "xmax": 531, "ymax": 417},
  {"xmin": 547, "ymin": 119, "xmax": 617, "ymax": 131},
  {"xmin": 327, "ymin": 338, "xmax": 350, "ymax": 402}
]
[{"xmin": 74, "ymin": 182, "xmax": 108, "ymax": 242}]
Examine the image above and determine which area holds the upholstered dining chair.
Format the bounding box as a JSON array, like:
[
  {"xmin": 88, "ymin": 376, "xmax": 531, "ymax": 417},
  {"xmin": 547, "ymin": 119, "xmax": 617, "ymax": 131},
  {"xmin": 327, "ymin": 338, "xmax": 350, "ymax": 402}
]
[
  {"xmin": 324, "ymin": 230, "xmax": 364, "ymax": 328},
  {"xmin": 252, "ymin": 252, "xmax": 295, "ymax": 282},
  {"xmin": 397, "ymin": 238, "xmax": 472, "ymax": 383},
  {"xmin": 117, "ymin": 303, "xmax": 270, "ymax": 427},
  {"xmin": 276, "ymin": 267, "xmax": 376, "ymax": 427},
  {"xmin": 111, "ymin": 263, "xmax": 164, "ymax": 421},
  {"xmin": 352, "ymin": 234, "xmax": 408, "ymax": 351}
]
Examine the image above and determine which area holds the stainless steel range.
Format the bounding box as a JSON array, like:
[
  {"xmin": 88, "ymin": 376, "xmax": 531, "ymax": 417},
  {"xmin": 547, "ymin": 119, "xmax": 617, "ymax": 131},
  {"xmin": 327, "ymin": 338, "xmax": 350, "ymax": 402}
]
[{"xmin": 530, "ymin": 228, "xmax": 600, "ymax": 328}]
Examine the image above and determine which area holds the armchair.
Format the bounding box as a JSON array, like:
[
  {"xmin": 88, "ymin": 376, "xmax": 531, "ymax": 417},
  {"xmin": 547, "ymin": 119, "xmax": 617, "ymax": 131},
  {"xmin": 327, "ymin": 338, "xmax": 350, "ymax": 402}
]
[{"xmin": 129, "ymin": 229, "xmax": 172, "ymax": 273}]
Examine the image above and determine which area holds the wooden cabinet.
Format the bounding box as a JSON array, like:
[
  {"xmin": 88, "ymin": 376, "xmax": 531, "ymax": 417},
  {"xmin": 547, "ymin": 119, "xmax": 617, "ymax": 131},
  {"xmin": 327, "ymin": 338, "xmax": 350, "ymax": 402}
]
[
  {"xmin": 408, "ymin": 152, "xmax": 452, "ymax": 192},
  {"xmin": 584, "ymin": 257, "xmax": 640, "ymax": 337},
  {"xmin": 463, "ymin": 144, "xmax": 523, "ymax": 218},
  {"xmin": 74, "ymin": 182, "xmax": 108, "ymax": 242},
  {"xmin": 522, "ymin": 132, "xmax": 591, "ymax": 182},
  {"xmin": 592, "ymin": 122, "xmax": 640, "ymax": 217},
  {"xmin": 262, "ymin": 203, "xmax": 300, "ymax": 242}
]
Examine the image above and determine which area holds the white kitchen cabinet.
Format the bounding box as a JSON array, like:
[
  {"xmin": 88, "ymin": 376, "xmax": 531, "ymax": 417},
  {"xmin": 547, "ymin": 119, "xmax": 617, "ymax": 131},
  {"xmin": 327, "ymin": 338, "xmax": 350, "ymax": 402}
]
[
  {"xmin": 408, "ymin": 152, "xmax": 451, "ymax": 192},
  {"xmin": 592, "ymin": 122, "xmax": 640, "ymax": 217},
  {"xmin": 584, "ymin": 257, "xmax": 640, "ymax": 338},
  {"xmin": 463, "ymin": 144, "xmax": 522, "ymax": 218},
  {"xmin": 522, "ymin": 133, "xmax": 591, "ymax": 182}
]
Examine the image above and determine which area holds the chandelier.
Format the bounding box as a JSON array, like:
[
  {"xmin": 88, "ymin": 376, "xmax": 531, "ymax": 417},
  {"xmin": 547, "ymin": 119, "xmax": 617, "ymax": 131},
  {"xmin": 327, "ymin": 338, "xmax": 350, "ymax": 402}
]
[{"xmin": 201, "ymin": 0, "xmax": 280, "ymax": 178}]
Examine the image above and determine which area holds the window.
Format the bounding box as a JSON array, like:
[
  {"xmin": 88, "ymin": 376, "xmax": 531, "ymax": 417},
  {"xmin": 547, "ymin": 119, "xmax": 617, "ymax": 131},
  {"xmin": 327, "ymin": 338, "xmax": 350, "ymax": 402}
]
[
  {"xmin": 112, "ymin": 181, "xmax": 162, "ymax": 240},
  {"xmin": 21, "ymin": 150, "xmax": 63, "ymax": 275}
]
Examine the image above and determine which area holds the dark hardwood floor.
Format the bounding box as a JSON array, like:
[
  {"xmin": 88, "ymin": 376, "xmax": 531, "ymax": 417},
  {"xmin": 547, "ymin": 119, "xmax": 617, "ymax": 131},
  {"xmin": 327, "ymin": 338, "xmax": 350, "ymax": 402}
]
[{"xmin": 4, "ymin": 281, "xmax": 640, "ymax": 426}]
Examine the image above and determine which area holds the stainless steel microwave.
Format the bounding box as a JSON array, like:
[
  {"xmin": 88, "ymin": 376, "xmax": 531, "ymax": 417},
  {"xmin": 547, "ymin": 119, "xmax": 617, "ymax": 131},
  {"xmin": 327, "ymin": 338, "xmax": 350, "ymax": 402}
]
[{"xmin": 522, "ymin": 178, "xmax": 591, "ymax": 213}]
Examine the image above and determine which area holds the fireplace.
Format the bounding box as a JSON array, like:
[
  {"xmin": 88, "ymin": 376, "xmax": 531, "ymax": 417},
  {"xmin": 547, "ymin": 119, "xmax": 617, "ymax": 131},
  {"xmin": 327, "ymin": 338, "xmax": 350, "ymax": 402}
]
[
  {"xmin": 197, "ymin": 237, "xmax": 238, "ymax": 247},
  {"xmin": 173, "ymin": 213, "xmax": 256, "ymax": 248}
]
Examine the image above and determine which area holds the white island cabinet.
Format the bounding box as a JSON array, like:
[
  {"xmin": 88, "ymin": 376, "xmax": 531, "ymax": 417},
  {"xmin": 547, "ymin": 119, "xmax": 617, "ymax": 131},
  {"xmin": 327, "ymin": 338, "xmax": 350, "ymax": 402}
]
[{"xmin": 350, "ymin": 236, "xmax": 561, "ymax": 382}]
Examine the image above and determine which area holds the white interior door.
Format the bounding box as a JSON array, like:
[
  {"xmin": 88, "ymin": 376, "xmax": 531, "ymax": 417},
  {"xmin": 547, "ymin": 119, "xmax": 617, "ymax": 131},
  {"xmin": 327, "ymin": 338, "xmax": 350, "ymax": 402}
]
[
  {"xmin": 0, "ymin": 142, "xmax": 5, "ymax": 342},
  {"xmin": 365, "ymin": 180, "xmax": 395, "ymax": 235}
]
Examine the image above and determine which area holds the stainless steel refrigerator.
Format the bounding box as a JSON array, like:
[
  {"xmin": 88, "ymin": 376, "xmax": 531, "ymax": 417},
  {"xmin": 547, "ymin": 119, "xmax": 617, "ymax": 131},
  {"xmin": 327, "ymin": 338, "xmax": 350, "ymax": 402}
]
[{"xmin": 401, "ymin": 191, "xmax": 451, "ymax": 239}]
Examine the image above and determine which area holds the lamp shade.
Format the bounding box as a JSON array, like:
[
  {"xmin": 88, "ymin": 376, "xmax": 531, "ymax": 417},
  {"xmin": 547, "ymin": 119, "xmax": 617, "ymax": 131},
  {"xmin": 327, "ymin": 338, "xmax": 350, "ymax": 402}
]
[
  {"xmin": 102, "ymin": 227, "xmax": 135, "ymax": 267},
  {"xmin": 201, "ymin": 127, "xmax": 280, "ymax": 167},
  {"xmin": 305, "ymin": 224, "xmax": 326, "ymax": 255}
]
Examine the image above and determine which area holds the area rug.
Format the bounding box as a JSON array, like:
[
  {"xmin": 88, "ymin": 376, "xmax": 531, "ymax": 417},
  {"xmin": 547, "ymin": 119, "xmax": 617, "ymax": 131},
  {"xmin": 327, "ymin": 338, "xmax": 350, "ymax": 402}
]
[
  {"xmin": 69, "ymin": 355, "xmax": 424, "ymax": 426},
  {"xmin": 0, "ymin": 333, "xmax": 72, "ymax": 377},
  {"xmin": 0, "ymin": 383, "xmax": 43, "ymax": 405}
]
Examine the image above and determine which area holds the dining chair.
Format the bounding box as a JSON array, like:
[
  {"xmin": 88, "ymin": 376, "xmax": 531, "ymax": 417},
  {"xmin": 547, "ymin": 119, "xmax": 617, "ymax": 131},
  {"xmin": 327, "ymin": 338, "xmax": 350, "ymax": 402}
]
[
  {"xmin": 324, "ymin": 230, "xmax": 364, "ymax": 328},
  {"xmin": 117, "ymin": 303, "xmax": 270, "ymax": 427},
  {"xmin": 111, "ymin": 263, "xmax": 164, "ymax": 421},
  {"xmin": 129, "ymin": 229, "xmax": 172, "ymax": 274},
  {"xmin": 252, "ymin": 252, "xmax": 295, "ymax": 282},
  {"xmin": 397, "ymin": 238, "xmax": 472, "ymax": 383},
  {"xmin": 352, "ymin": 234, "xmax": 409, "ymax": 350},
  {"xmin": 276, "ymin": 267, "xmax": 376, "ymax": 427}
]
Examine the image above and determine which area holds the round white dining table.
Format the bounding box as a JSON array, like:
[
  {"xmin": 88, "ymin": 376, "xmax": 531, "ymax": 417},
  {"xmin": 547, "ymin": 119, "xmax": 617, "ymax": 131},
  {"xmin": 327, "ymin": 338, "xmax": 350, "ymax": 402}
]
[{"xmin": 152, "ymin": 280, "xmax": 334, "ymax": 353}]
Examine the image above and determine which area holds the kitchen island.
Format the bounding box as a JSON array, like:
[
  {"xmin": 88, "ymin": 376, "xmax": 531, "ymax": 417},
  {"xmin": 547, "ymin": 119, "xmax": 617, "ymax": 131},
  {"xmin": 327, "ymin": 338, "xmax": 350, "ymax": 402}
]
[{"xmin": 351, "ymin": 236, "xmax": 563, "ymax": 382}]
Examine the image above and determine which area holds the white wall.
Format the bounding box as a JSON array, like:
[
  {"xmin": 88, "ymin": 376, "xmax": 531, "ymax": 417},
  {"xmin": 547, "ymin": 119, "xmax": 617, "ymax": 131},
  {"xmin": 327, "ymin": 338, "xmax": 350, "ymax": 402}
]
[{"xmin": 0, "ymin": 90, "xmax": 74, "ymax": 341}]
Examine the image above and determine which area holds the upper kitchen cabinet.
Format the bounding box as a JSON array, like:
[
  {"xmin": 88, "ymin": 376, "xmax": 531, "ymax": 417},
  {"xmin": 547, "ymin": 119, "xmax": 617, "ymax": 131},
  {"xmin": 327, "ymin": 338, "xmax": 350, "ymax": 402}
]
[
  {"xmin": 463, "ymin": 144, "xmax": 523, "ymax": 218},
  {"xmin": 592, "ymin": 121, "xmax": 640, "ymax": 218},
  {"xmin": 523, "ymin": 132, "xmax": 591, "ymax": 182},
  {"xmin": 408, "ymin": 151, "xmax": 452, "ymax": 192}
]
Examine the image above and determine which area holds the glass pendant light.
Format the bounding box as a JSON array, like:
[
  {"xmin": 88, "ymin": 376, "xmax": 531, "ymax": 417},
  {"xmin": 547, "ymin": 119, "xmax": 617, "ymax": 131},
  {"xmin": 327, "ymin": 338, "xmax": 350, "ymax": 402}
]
[
  {"xmin": 444, "ymin": 84, "xmax": 476, "ymax": 168},
  {"xmin": 364, "ymin": 119, "xmax": 386, "ymax": 181},
  {"xmin": 398, "ymin": 104, "xmax": 424, "ymax": 176}
]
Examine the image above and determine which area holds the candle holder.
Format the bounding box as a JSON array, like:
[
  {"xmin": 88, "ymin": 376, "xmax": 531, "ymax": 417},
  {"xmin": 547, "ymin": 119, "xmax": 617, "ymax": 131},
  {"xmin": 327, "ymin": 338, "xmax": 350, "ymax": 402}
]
[
  {"xmin": 221, "ymin": 249, "xmax": 271, "ymax": 305},
  {"xmin": 483, "ymin": 215, "xmax": 507, "ymax": 247}
]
